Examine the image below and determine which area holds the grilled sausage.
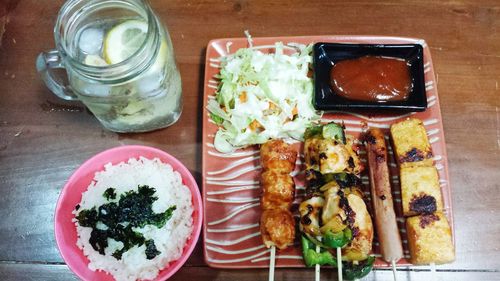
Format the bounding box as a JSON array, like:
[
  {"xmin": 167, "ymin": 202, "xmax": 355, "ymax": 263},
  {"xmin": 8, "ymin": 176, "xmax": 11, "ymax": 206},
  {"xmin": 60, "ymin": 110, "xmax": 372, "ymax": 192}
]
[{"xmin": 365, "ymin": 128, "xmax": 403, "ymax": 263}]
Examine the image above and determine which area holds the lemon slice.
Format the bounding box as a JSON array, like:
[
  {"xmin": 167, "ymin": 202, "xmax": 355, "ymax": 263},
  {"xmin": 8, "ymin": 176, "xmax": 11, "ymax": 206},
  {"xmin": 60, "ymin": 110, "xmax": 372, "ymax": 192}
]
[
  {"xmin": 103, "ymin": 20, "xmax": 148, "ymax": 64},
  {"xmin": 84, "ymin": 55, "xmax": 108, "ymax": 66},
  {"xmin": 148, "ymin": 39, "xmax": 168, "ymax": 75}
]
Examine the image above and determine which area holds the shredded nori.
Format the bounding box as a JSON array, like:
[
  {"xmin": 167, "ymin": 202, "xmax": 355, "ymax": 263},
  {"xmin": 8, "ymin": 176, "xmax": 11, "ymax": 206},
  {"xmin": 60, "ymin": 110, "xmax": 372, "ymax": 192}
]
[
  {"xmin": 75, "ymin": 185, "xmax": 176, "ymax": 260},
  {"xmin": 103, "ymin": 188, "xmax": 116, "ymax": 200},
  {"xmin": 145, "ymin": 239, "xmax": 161, "ymax": 260}
]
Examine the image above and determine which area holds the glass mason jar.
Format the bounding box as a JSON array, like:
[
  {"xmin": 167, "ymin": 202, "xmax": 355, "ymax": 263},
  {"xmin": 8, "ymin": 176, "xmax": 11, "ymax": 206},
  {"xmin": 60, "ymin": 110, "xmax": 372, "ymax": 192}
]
[{"xmin": 36, "ymin": 0, "xmax": 182, "ymax": 133}]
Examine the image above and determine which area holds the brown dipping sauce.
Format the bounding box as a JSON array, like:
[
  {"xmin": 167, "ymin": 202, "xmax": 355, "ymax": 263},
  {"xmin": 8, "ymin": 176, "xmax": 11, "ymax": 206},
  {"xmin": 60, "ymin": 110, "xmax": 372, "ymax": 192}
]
[{"xmin": 330, "ymin": 56, "xmax": 412, "ymax": 102}]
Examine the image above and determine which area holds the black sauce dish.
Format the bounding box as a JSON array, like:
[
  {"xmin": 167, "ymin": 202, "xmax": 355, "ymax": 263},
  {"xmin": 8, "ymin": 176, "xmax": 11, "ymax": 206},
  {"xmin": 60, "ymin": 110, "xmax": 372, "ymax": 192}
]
[{"xmin": 312, "ymin": 42, "xmax": 427, "ymax": 112}]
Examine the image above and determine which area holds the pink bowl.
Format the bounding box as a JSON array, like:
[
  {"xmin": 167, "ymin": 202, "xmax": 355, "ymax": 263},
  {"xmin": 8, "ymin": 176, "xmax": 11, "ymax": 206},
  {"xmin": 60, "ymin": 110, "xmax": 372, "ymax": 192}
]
[{"xmin": 54, "ymin": 145, "xmax": 203, "ymax": 281}]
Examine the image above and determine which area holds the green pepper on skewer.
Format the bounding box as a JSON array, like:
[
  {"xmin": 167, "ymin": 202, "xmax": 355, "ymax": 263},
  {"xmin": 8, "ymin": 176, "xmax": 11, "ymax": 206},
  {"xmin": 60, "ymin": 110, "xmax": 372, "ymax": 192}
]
[
  {"xmin": 301, "ymin": 235, "xmax": 337, "ymax": 267},
  {"xmin": 304, "ymin": 123, "xmax": 346, "ymax": 144},
  {"xmin": 303, "ymin": 124, "xmax": 323, "ymax": 139},
  {"xmin": 322, "ymin": 228, "xmax": 352, "ymax": 249},
  {"xmin": 301, "ymin": 226, "xmax": 374, "ymax": 277},
  {"xmin": 303, "ymin": 233, "xmax": 328, "ymax": 249},
  {"xmin": 301, "ymin": 235, "xmax": 374, "ymax": 280},
  {"xmin": 322, "ymin": 122, "xmax": 346, "ymax": 144},
  {"xmin": 342, "ymin": 256, "xmax": 376, "ymax": 280}
]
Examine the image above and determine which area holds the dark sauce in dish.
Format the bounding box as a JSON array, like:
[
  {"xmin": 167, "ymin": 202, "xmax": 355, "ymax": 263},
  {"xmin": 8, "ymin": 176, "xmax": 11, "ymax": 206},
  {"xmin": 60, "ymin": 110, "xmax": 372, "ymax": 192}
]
[{"xmin": 330, "ymin": 56, "xmax": 412, "ymax": 102}]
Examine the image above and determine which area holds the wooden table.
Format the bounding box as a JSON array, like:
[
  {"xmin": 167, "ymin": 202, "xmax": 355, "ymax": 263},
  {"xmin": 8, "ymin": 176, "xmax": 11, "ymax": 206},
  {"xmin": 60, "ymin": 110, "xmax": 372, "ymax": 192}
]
[{"xmin": 0, "ymin": 0, "xmax": 499, "ymax": 280}]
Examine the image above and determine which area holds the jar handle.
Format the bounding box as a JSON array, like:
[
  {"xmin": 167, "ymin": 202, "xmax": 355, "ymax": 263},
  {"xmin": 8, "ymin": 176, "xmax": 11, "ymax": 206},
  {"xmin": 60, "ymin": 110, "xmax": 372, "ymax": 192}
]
[{"xmin": 36, "ymin": 49, "xmax": 78, "ymax": 101}]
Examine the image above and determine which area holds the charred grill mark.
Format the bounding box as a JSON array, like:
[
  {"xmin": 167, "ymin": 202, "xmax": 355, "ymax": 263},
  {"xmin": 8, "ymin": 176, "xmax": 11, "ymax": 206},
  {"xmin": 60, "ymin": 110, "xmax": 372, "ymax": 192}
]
[
  {"xmin": 305, "ymin": 169, "xmax": 311, "ymax": 177},
  {"xmin": 419, "ymin": 213, "xmax": 440, "ymax": 228},
  {"xmin": 301, "ymin": 204, "xmax": 314, "ymax": 225},
  {"xmin": 335, "ymin": 173, "xmax": 361, "ymax": 189},
  {"xmin": 351, "ymin": 226, "xmax": 360, "ymax": 238},
  {"xmin": 364, "ymin": 133, "xmax": 377, "ymax": 144},
  {"xmin": 410, "ymin": 195, "xmax": 437, "ymax": 214},
  {"xmin": 305, "ymin": 188, "xmax": 319, "ymax": 198},
  {"xmin": 307, "ymin": 205, "xmax": 313, "ymax": 212},
  {"xmin": 348, "ymin": 157, "xmax": 355, "ymax": 168},
  {"xmin": 339, "ymin": 196, "xmax": 348, "ymax": 208},
  {"xmin": 374, "ymin": 146, "xmax": 386, "ymax": 163},
  {"xmin": 305, "ymin": 169, "xmax": 323, "ymax": 193},
  {"xmin": 301, "ymin": 215, "xmax": 312, "ymax": 225},
  {"xmin": 375, "ymin": 154, "xmax": 385, "ymax": 163},
  {"xmin": 399, "ymin": 147, "xmax": 430, "ymax": 163},
  {"xmin": 339, "ymin": 196, "xmax": 356, "ymax": 228}
]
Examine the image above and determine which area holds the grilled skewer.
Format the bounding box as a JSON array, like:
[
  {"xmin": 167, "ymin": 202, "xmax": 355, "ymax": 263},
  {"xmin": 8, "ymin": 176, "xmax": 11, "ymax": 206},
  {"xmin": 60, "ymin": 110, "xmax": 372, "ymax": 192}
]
[
  {"xmin": 364, "ymin": 128, "xmax": 404, "ymax": 281},
  {"xmin": 365, "ymin": 128, "xmax": 403, "ymax": 262},
  {"xmin": 391, "ymin": 118, "xmax": 455, "ymax": 266},
  {"xmin": 300, "ymin": 123, "xmax": 374, "ymax": 281},
  {"xmin": 259, "ymin": 140, "xmax": 297, "ymax": 280}
]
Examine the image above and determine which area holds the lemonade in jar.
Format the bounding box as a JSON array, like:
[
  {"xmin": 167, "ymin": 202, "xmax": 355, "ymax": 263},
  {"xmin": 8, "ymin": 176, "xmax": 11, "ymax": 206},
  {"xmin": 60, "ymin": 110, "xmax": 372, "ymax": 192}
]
[{"xmin": 37, "ymin": 0, "xmax": 182, "ymax": 132}]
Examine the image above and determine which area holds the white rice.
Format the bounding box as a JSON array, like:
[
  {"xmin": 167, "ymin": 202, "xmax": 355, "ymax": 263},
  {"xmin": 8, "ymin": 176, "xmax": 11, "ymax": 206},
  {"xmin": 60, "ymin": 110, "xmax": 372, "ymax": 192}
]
[{"xmin": 73, "ymin": 157, "xmax": 194, "ymax": 281}]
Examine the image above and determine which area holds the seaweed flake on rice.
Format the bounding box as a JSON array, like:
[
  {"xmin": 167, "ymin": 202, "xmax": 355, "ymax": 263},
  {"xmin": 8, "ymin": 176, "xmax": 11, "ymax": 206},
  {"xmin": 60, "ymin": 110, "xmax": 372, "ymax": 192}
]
[{"xmin": 72, "ymin": 157, "xmax": 194, "ymax": 281}]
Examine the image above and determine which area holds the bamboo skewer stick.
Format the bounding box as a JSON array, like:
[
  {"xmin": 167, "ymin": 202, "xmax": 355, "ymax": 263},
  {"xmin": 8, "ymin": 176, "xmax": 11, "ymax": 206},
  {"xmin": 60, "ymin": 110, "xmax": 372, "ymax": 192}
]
[
  {"xmin": 315, "ymin": 245, "xmax": 320, "ymax": 281},
  {"xmin": 268, "ymin": 246, "xmax": 276, "ymax": 281},
  {"xmin": 430, "ymin": 262, "xmax": 436, "ymax": 281},
  {"xmin": 337, "ymin": 247, "xmax": 343, "ymax": 281},
  {"xmin": 391, "ymin": 259, "xmax": 398, "ymax": 281}
]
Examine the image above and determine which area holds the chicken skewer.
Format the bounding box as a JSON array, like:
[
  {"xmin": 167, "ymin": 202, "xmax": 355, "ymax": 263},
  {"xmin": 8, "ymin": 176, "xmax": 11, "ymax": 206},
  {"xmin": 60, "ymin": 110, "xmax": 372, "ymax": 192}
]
[
  {"xmin": 300, "ymin": 123, "xmax": 374, "ymax": 281},
  {"xmin": 259, "ymin": 140, "xmax": 297, "ymax": 281},
  {"xmin": 364, "ymin": 128, "xmax": 403, "ymax": 281}
]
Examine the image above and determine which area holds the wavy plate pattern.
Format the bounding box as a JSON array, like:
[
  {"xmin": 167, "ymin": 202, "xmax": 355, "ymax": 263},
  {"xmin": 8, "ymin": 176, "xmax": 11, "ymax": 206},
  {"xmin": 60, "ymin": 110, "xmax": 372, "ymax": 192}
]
[{"xmin": 202, "ymin": 36, "xmax": 453, "ymax": 269}]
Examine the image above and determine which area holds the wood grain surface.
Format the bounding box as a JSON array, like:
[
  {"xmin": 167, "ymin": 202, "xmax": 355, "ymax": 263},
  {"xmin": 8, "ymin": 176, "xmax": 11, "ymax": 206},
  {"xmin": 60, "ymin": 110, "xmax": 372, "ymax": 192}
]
[{"xmin": 0, "ymin": 0, "xmax": 499, "ymax": 280}]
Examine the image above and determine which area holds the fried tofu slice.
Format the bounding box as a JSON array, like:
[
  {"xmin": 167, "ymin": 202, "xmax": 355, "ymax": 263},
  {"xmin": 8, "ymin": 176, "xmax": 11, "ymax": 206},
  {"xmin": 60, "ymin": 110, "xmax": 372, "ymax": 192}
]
[
  {"xmin": 390, "ymin": 118, "xmax": 433, "ymax": 167},
  {"xmin": 406, "ymin": 212, "xmax": 455, "ymax": 264},
  {"xmin": 400, "ymin": 166, "xmax": 443, "ymax": 216}
]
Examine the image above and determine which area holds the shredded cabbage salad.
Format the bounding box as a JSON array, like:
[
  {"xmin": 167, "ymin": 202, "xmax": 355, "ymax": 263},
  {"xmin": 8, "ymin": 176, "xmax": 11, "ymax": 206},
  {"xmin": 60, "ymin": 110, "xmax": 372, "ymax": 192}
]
[{"xmin": 207, "ymin": 42, "xmax": 322, "ymax": 153}]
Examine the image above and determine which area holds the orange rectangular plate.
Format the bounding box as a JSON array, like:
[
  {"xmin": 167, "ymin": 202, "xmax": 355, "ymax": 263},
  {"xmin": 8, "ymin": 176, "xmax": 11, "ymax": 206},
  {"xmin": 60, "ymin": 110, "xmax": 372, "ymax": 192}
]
[{"xmin": 202, "ymin": 36, "xmax": 454, "ymax": 269}]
